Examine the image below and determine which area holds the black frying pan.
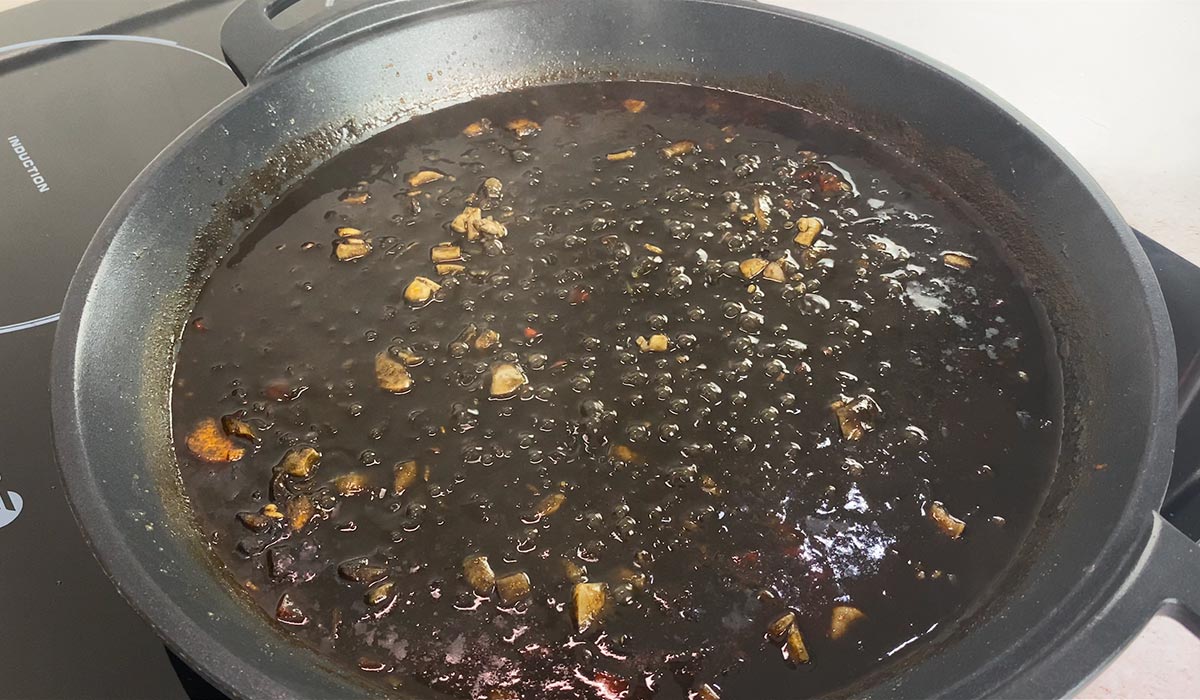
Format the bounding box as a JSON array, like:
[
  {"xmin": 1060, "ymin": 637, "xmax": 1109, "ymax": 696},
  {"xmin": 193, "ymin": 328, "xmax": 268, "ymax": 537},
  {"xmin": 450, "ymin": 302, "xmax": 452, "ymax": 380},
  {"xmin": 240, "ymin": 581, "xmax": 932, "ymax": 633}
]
[{"xmin": 51, "ymin": 1, "xmax": 1200, "ymax": 698}]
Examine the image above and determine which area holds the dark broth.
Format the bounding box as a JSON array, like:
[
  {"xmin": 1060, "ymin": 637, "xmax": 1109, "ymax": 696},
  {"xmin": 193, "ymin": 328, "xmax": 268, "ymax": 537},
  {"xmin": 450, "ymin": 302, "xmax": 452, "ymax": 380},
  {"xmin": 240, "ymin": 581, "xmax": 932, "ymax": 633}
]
[{"xmin": 172, "ymin": 82, "xmax": 1060, "ymax": 699}]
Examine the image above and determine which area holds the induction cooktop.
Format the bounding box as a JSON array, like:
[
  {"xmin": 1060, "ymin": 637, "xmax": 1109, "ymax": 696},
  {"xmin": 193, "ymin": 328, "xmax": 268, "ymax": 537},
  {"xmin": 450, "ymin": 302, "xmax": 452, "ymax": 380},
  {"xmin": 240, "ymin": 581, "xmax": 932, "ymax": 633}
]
[{"xmin": 1, "ymin": 1, "xmax": 1197, "ymax": 698}]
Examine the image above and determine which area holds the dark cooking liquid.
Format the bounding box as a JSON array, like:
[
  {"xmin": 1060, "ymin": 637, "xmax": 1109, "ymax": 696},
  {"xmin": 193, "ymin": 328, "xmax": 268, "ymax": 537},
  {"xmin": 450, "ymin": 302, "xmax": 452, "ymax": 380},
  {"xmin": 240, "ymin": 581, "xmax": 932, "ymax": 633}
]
[{"xmin": 172, "ymin": 82, "xmax": 1060, "ymax": 699}]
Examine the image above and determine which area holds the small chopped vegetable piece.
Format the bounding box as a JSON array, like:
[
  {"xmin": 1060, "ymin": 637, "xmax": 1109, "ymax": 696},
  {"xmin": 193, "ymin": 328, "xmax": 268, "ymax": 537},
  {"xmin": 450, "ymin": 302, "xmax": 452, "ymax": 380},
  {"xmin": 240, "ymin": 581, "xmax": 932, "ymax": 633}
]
[
  {"xmin": 776, "ymin": 250, "xmax": 801, "ymax": 274},
  {"xmin": 562, "ymin": 559, "xmax": 587, "ymax": 583},
  {"xmin": 364, "ymin": 581, "xmax": 396, "ymax": 606},
  {"xmin": 767, "ymin": 611, "xmax": 796, "ymax": 641},
  {"xmin": 339, "ymin": 191, "xmax": 368, "ymax": 204},
  {"xmin": 490, "ymin": 362, "xmax": 528, "ymax": 397},
  {"xmin": 784, "ymin": 624, "xmax": 810, "ymax": 664},
  {"xmin": 276, "ymin": 593, "xmax": 308, "ymax": 626},
  {"xmin": 462, "ymin": 119, "xmax": 492, "ymax": 137},
  {"xmin": 277, "ymin": 446, "xmax": 321, "ymax": 478},
  {"xmin": 375, "ymin": 352, "xmax": 413, "ymax": 394},
  {"xmin": 816, "ymin": 169, "xmax": 852, "ymax": 195},
  {"xmin": 693, "ymin": 683, "xmax": 721, "ymax": 700},
  {"xmin": 762, "ymin": 261, "xmax": 787, "ymax": 283},
  {"xmin": 721, "ymin": 125, "xmax": 738, "ymax": 142},
  {"xmin": 406, "ymin": 170, "xmax": 445, "ymax": 188},
  {"xmin": 431, "ymin": 244, "xmax": 462, "ymax": 262},
  {"xmin": 644, "ymin": 243, "xmax": 664, "ymax": 255},
  {"xmin": 615, "ymin": 567, "xmax": 646, "ymax": 590},
  {"xmin": 236, "ymin": 511, "xmax": 272, "ymax": 533},
  {"xmin": 335, "ymin": 226, "xmax": 362, "ymax": 238},
  {"xmin": 472, "ymin": 329, "xmax": 500, "ymax": 352},
  {"xmin": 220, "ymin": 414, "xmax": 256, "ymax": 441},
  {"xmin": 495, "ymin": 572, "xmax": 532, "ymax": 604},
  {"xmin": 622, "ymin": 98, "xmax": 646, "ymax": 113},
  {"xmin": 753, "ymin": 192, "xmax": 772, "ymax": 231},
  {"xmin": 451, "ymin": 206, "xmax": 483, "ymax": 235},
  {"xmin": 286, "ymin": 495, "xmax": 315, "ymax": 531},
  {"xmin": 395, "ymin": 348, "xmax": 424, "ymax": 366},
  {"xmin": 607, "ymin": 149, "xmax": 636, "ymax": 161},
  {"xmin": 801, "ymin": 246, "xmax": 826, "ymax": 270},
  {"xmin": 930, "ymin": 502, "xmax": 966, "ymax": 538},
  {"xmin": 482, "ymin": 177, "xmax": 503, "ymax": 198},
  {"xmin": 186, "ymin": 418, "xmax": 246, "ymax": 463},
  {"xmin": 660, "ymin": 140, "xmax": 696, "ymax": 159},
  {"xmin": 404, "ymin": 276, "xmax": 442, "ymax": 305},
  {"xmin": 739, "ymin": 258, "xmax": 769, "ymax": 280},
  {"xmin": 636, "ymin": 334, "xmax": 669, "ymax": 352},
  {"xmin": 505, "ymin": 118, "xmax": 540, "ymax": 137},
  {"xmin": 474, "ymin": 217, "xmax": 508, "ymax": 238},
  {"xmin": 334, "ymin": 472, "xmax": 368, "ymax": 496},
  {"xmin": 609, "ymin": 444, "xmax": 642, "ymax": 463},
  {"xmin": 436, "ymin": 263, "xmax": 467, "ymax": 276},
  {"xmin": 829, "ymin": 605, "xmax": 866, "ymax": 639},
  {"xmin": 456, "ymin": 322, "xmax": 480, "ymax": 346},
  {"xmin": 393, "ymin": 460, "xmax": 420, "ymax": 494},
  {"xmin": 463, "ymin": 554, "xmax": 496, "ymax": 594},
  {"xmin": 571, "ymin": 582, "xmax": 607, "ymax": 633},
  {"xmin": 831, "ymin": 395, "xmax": 882, "ymax": 441},
  {"xmin": 794, "ymin": 217, "xmax": 824, "ymax": 246},
  {"xmin": 534, "ymin": 492, "xmax": 566, "ymax": 518},
  {"xmin": 335, "ymin": 237, "xmax": 372, "ymax": 261},
  {"xmin": 261, "ymin": 503, "xmax": 284, "ymax": 519},
  {"xmin": 339, "ymin": 559, "xmax": 388, "ymax": 584},
  {"xmin": 942, "ymin": 252, "xmax": 976, "ymax": 270}
]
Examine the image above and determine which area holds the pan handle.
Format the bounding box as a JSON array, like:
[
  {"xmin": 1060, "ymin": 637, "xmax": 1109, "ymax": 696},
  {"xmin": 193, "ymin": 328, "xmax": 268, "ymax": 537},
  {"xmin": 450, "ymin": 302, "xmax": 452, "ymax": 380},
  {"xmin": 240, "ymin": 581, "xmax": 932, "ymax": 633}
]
[
  {"xmin": 1004, "ymin": 513, "xmax": 1200, "ymax": 698},
  {"xmin": 220, "ymin": 0, "xmax": 462, "ymax": 84},
  {"xmin": 1108, "ymin": 513, "xmax": 1200, "ymax": 633}
]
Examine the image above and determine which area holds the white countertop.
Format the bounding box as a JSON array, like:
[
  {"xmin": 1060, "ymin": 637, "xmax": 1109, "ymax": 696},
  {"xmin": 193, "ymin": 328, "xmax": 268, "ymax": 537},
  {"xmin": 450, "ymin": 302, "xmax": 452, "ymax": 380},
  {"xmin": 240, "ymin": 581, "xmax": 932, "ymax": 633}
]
[{"xmin": 766, "ymin": 2, "xmax": 1200, "ymax": 698}]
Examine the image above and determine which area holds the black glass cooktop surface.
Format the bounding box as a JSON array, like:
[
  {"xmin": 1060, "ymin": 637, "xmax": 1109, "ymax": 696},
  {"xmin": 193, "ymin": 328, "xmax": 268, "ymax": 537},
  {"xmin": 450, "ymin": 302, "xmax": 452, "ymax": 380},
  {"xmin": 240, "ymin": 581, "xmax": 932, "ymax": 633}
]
[{"xmin": 1, "ymin": 2, "xmax": 1196, "ymax": 698}]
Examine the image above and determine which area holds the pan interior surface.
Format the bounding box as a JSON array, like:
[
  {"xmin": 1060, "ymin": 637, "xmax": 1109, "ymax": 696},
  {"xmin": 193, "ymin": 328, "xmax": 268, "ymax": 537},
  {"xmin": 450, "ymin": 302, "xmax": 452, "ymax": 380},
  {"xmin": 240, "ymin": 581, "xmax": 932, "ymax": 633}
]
[
  {"xmin": 53, "ymin": 2, "xmax": 1174, "ymax": 699},
  {"xmin": 170, "ymin": 79, "xmax": 1064, "ymax": 698}
]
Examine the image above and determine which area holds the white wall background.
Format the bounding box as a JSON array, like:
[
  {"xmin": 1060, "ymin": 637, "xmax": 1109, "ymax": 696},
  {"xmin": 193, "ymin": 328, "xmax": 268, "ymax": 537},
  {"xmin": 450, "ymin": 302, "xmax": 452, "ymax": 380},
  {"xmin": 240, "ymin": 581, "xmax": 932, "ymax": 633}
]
[{"xmin": 770, "ymin": 0, "xmax": 1200, "ymax": 266}]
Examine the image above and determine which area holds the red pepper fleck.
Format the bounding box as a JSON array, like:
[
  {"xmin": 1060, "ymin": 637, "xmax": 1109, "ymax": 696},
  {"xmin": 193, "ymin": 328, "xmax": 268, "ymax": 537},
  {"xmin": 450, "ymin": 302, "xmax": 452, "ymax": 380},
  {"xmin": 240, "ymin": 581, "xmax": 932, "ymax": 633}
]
[
  {"xmin": 591, "ymin": 671, "xmax": 629, "ymax": 699},
  {"xmin": 192, "ymin": 317, "xmax": 208, "ymax": 332},
  {"xmin": 264, "ymin": 379, "xmax": 290, "ymax": 401},
  {"xmin": 817, "ymin": 171, "xmax": 840, "ymax": 192},
  {"xmin": 524, "ymin": 326, "xmax": 540, "ymax": 339},
  {"xmin": 568, "ymin": 286, "xmax": 591, "ymax": 305},
  {"xmin": 732, "ymin": 550, "xmax": 760, "ymax": 567},
  {"xmin": 264, "ymin": 379, "xmax": 307, "ymax": 402}
]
